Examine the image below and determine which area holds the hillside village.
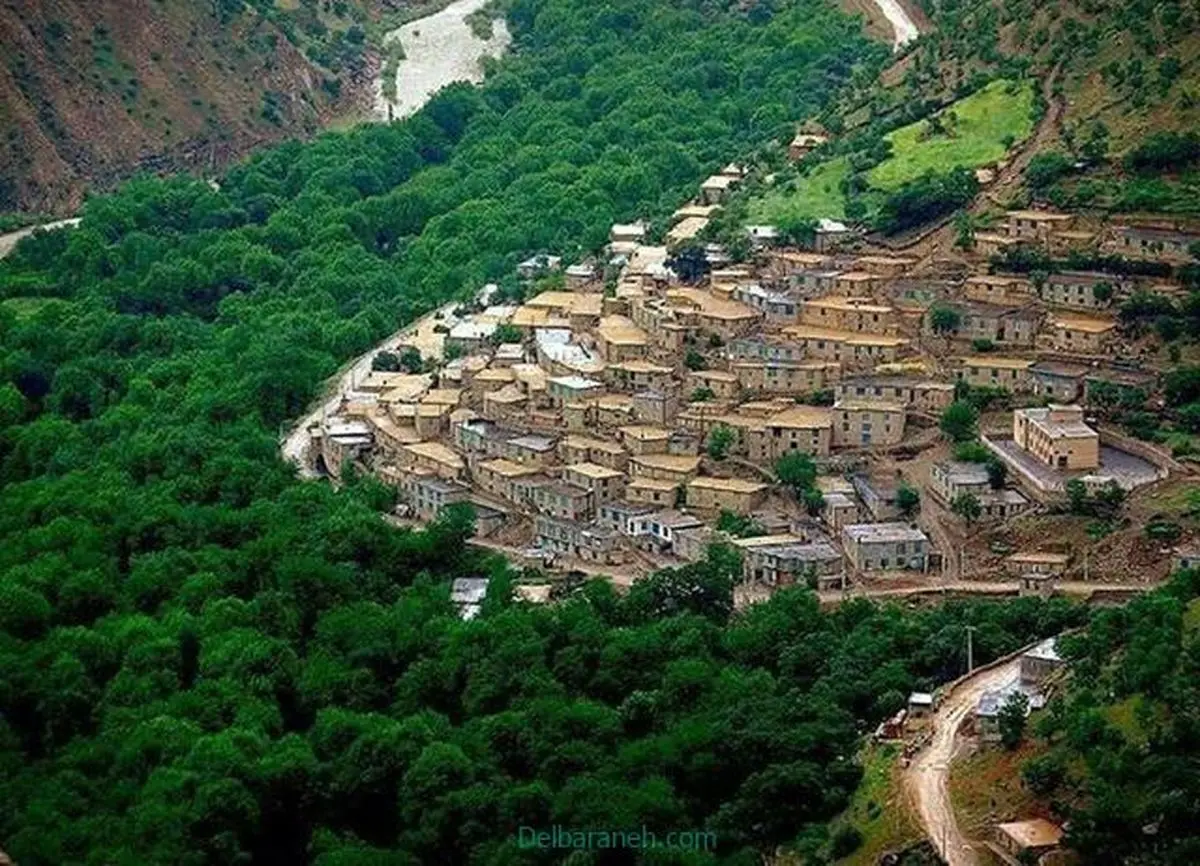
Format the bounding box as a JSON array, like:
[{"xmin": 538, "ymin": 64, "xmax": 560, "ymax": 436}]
[{"xmin": 304, "ymin": 158, "xmax": 1199, "ymax": 603}]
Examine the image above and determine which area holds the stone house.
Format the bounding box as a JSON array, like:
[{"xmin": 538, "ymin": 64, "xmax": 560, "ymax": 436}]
[
  {"xmin": 685, "ymin": 476, "xmax": 769, "ymax": 514},
  {"xmin": 957, "ymin": 356, "xmax": 1036, "ymax": 393},
  {"xmin": 562, "ymin": 462, "xmax": 626, "ymax": 503},
  {"xmin": 831, "ymin": 400, "xmax": 906, "ymax": 447},
  {"xmin": 1030, "ymin": 361, "xmax": 1088, "ymax": 402}
]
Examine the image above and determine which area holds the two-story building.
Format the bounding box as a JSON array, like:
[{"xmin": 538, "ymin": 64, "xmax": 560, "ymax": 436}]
[
  {"xmin": 842, "ymin": 523, "xmax": 930, "ymax": 572},
  {"xmin": 832, "ymin": 400, "xmax": 906, "ymax": 447},
  {"xmin": 685, "ymin": 476, "xmax": 769, "ymax": 514},
  {"xmin": 1013, "ymin": 405, "xmax": 1100, "ymax": 470}
]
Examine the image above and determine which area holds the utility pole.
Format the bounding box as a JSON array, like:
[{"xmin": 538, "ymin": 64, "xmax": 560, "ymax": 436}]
[
  {"xmin": 1083, "ymin": 546, "xmax": 1090, "ymax": 582},
  {"xmin": 965, "ymin": 625, "xmax": 977, "ymax": 674}
]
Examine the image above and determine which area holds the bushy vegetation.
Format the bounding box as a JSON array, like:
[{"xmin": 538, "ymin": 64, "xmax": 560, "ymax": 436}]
[{"xmin": 1025, "ymin": 569, "xmax": 1200, "ymax": 864}]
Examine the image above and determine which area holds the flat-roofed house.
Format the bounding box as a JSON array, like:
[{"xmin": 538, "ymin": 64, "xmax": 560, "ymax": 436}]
[
  {"xmin": 958, "ymin": 356, "xmax": 1036, "ymax": 392},
  {"xmin": 685, "ymin": 476, "xmax": 769, "ymax": 513},
  {"xmin": 963, "ymin": 274, "xmax": 1031, "ymax": 305},
  {"xmin": 482, "ymin": 385, "xmax": 528, "ymax": 424},
  {"xmin": 632, "ymin": 390, "xmax": 680, "ymax": 426},
  {"xmin": 973, "ymin": 232, "xmax": 1020, "ymax": 258},
  {"xmin": 564, "ymin": 262, "xmax": 598, "ymax": 290},
  {"xmin": 992, "ymin": 819, "xmax": 1064, "ymax": 864},
  {"xmin": 736, "ymin": 535, "xmax": 843, "ymax": 587},
  {"xmin": 400, "ymin": 441, "xmax": 465, "ymax": 480},
  {"xmin": 517, "ymin": 254, "xmax": 562, "ymax": 279},
  {"xmin": 929, "ymin": 460, "xmax": 990, "ymax": 504},
  {"xmin": 854, "ymin": 255, "xmax": 915, "ymax": 278},
  {"xmin": 474, "ymin": 458, "xmax": 540, "ymax": 502},
  {"xmin": 1049, "ymin": 313, "xmax": 1116, "ymax": 353},
  {"xmin": 842, "ymin": 522, "xmax": 929, "ymax": 572},
  {"xmin": 558, "ymin": 434, "xmax": 629, "ymax": 470},
  {"xmin": 821, "ymin": 490, "xmax": 862, "ymax": 531},
  {"xmin": 931, "ymin": 302, "xmax": 1039, "ymax": 346},
  {"xmin": 733, "ymin": 360, "xmax": 839, "ymax": 395},
  {"xmin": 625, "ymin": 477, "xmax": 679, "ymax": 508},
  {"xmin": 1013, "ymin": 405, "xmax": 1100, "ymax": 470},
  {"xmin": 814, "ymin": 218, "xmax": 852, "ymax": 252},
  {"xmin": 632, "ymin": 510, "xmax": 706, "ymax": 553},
  {"xmin": 850, "ymin": 473, "xmax": 902, "ymax": 521},
  {"xmin": 1005, "ymin": 209, "xmax": 1074, "ymax": 240},
  {"xmin": 547, "ymin": 375, "xmax": 605, "ymax": 406},
  {"xmin": 1006, "ymin": 550, "xmax": 1070, "ymax": 575},
  {"xmin": 801, "ymin": 297, "xmax": 897, "ymax": 334},
  {"xmin": 687, "ymin": 369, "xmax": 740, "ymax": 401},
  {"xmin": 1041, "ymin": 271, "xmax": 1121, "ymax": 310},
  {"xmin": 619, "ymin": 425, "xmax": 671, "ymax": 455},
  {"xmin": 502, "ymin": 434, "xmax": 558, "ymax": 468},
  {"xmin": 744, "ymin": 406, "xmax": 833, "ymax": 462},
  {"xmin": 445, "ymin": 320, "xmax": 497, "ymax": 355},
  {"xmin": 700, "ymin": 173, "xmax": 739, "ymax": 204},
  {"xmin": 403, "ymin": 475, "xmax": 471, "ymax": 521},
  {"xmin": 1030, "ymin": 361, "xmax": 1088, "ymax": 402},
  {"xmin": 595, "ymin": 315, "xmax": 649, "ymax": 363},
  {"xmin": 629, "ymin": 454, "xmax": 701, "ymax": 484},
  {"xmin": 606, "ymin": 360, "xmax": 674, "ymax": 393},
  {"xmin": 535, "ymin": 514, "xmax": 625, "ymax": 564},
  {"xmin": 788, "ymin": 131, "xmax": 829, "ymax": 161},
  {"xmin": 597, "ymin": 500, "xmax": 655, "ymax": 535},
  {"xmin": 529, "ymin": 482, "xmax": 593, "ymax": 521},
  {"xmin": 1111, "ymin": 224, "xmax": 1200, "ymax": 263},
  {"xmin": 666, "ymin": 287, "xmax": 762, "ymax": 339},
  {"xmin": 832, "ymin": 400, "xmax": 905, "ymax": 447},
  {"xmin": 782, "ymin": 325, "xmax": 909, "ymax": 367},
  {"xmin": 732, "ymin": 284, "xmax": 800, "ymax": 324},
  {"xmin": 563, "ymin": 462, "xmax": 626, "ymax": 503}
]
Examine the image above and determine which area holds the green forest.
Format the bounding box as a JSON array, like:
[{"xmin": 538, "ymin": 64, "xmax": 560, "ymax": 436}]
[{"xmin": 1, "ymin": 0, "xmax": 1198, "ymax": 863}]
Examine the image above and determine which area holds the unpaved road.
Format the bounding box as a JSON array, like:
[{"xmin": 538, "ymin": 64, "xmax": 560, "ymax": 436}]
[
  {"xmin": 373, "ymin": 0, "xmax": 511, "ymax": 122},
  {"xmin": 0, "ymin": 218, "xmax": 80, "ymax": 259},
  {"xmin": 280, "ymin": 301, "xmax": 460, "ymax": 475},
  {"xmin": 904, "ymin": 656, "xmax": 1024, "ymax": 865}
]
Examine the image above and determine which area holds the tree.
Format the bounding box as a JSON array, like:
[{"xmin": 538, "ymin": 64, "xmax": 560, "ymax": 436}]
[
  {"xmin": 371, "ymin": 350, "xmax": 400, "ymax": 371},
  {"xmin": 954, "ymin": 212, "xmax": 975, "ymax": 249},
  {"xmin": 684, "ymin": 349, "xmax": 707, "ymax": 371},
  {"xmin": 985, "ymin": 458, "xmax": 1007, "ymax": 490},
  {"xmin": 951, "ymin": 492, "xmax": 982, "ymax": 525},
  {"xmin": 492, "ymin": 323, "xmax": 522, "ymax": 345},
  {"xmin": 940, "ymin": 401, "xmax": 979, "ymax": 442},
  {"xmin": 1021, "ymin": 753, "xmax": 1066, "ymax": 796},
  {"xmin": 775, "ymin": 452, "xmax": 817, "ymax": 494},
  {"xmin": 399, "ymin": 347, "xmax": 424, "ymax": 373},
  {"xmin": 897, "ymin": 484, "xmax": 920, "ymax": 518},
  {"xmin": 803, "ymin": 487, "xmax": 825, "ymax": 517},
  {"xmin": 1092, "ymin": 281, "xmax": 1113, "ymax": 304},
  {"xmin": 998, "ymin": 691, "xmax": 1030, "ymax": 749},
  {"xmin": 706, "ymin": 425, "xmax": 736, "ymax": 460},
  {"xmin": 929, "ymin": 305, "xmax": 962, "ymax": 334},
  {"xmin": 689, "ymin": 386, "xmax": 715, "ymax": 402}
]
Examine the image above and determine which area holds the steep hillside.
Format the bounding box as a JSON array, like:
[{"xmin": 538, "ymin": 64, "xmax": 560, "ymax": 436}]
[{"xmin": 0, "ymin": 0, "xmax": 392, "ymax": 214}]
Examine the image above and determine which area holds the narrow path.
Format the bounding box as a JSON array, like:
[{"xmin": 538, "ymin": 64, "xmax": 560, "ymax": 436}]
[
  {"xmin": 904, "ymin": 656, "xmax": 1025, "ymax": 865},
  {"xmin": 0, "ymin": 218, "xmax": 80, "ymax": 260}
]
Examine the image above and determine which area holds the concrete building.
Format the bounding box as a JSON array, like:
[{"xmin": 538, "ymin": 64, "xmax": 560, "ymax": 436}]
[
  {"xmin": 1048, "ymin": 313, "xmax": 1116, "ymax": 353},
  {"xmin": 929, "ymin": 460, "xmax": 990, "ymax": 504},
  {"xmin": 403, "ymin": 475, "xmax": 470, "ymax": 521},
  {"xmin": 958, "ymin": 357, "xmax": 1036, "ymax": 393},
  {"xmin": 736, "ymin": 535, "xmax": 843, "ymax": 587},
  {"xmin": 547, "ymin": 375, "xmax": 605, "ymax": 406},
  {"xmin": 562, "ymin": 462, "xmax": 626, "ymax": 503},
  {"xmin": 1041, "ymin": 271, "xmax": 1120, "ymax": 310},
  {"xmin": 685, "ymin": 476, "xmax": 769, "ymax": 514},
  {"xmin": 801, "ymin": 297, "xmax": 897, "ymax": 334},
  {"xmin": 1013, "ymin": 405, "xmax": 1100, "ymax": 470},
  {"xmin": 832, "ymin": 400, "xmax": 905, "ymax": 448},
  {"xmin": 1020, "ymin": 638, "xmax": 1065, "ymax": 684},
  {"xmin": 1006, "ymin": 551, "xmax": 1070, "ymax": 575},
  {"xmin": 744, "ymin": 406, "xmax": 833, "ymax": 461},
  {"xmin": 1030, "ymin": 361, "xmax": 1088, "ymax": 402},
  {"xmin": 535, "ymin": 514, "xmax": 624, "ymax": 564},
  {"xmin": 842, "ymin": 522, "xmax": 929, "ymax": 572},
  {"xmin": 992, "ymin": 819, "xmax": 1064, "ymax": 866},
  {"xmin": 633, "ymin": 510, "xmax": 705, "ymax": 552}
]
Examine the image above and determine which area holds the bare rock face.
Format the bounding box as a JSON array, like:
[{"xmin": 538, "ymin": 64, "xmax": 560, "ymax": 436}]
[{"xmin": 0, "ymin": 0, "xmax": 368, "ymax": 214}]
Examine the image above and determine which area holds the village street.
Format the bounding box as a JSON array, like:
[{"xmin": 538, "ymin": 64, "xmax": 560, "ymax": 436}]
[{"xmin": 904, "ymin": 655, "xmax": 1025, "ymax": 865}]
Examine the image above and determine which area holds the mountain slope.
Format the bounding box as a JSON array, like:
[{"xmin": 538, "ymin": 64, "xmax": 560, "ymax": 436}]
[{"xmin": 0, "ymin": 0, "xmax": 381, "ymax": 214}]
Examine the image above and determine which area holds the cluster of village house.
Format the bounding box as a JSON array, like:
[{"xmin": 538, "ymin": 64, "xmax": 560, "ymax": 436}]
[{"xmin": 308, "ymin": 157, "xmax": 1195, "ymax": 595}]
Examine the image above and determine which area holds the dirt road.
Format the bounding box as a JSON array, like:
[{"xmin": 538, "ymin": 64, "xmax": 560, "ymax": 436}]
[
  {"xmin": 904, "ymin": 656, "xmax": 1024, "ymax": 865},
  {"xmin": 0, "ymin": 218, "xmax": 80, "ymax": 260},
  {"xmin": 280, "ymin": 301, "xmax": 461, "ymax": 475}
]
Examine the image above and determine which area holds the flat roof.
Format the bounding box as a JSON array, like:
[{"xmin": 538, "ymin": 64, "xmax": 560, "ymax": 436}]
[
  {"xmin": 767, "ymin": 406, "xmax": 833, "ymax": 429},
  {"xmin": 1007, "ymin": 209, "xmax": 1073, "ymax": 222},
  {"xmin": 507, "ymin": 435, "xmax": 557, "ymax": 452},
  {"xmin": 619, "ymin": 424, "xmax": 671, "ymax": 440},
  {"xmin": 688, "ymin": 476, "xmax": 768, "ymax": 494},
  {"xmin": 936, "ymin": 461, "xmax": 990, "ymax": 484},
  {"xmin": 961, "ymin": 356, "xmax": 1035, "ymax": 369},
  {"xmin": 805, "ymin": 297, "xmax": 893, "ymax": 314},
  {"xmin": 842, "ymin": 522, "xmax": 928, "ymax": 543},
  {"xmin": 403, "ymin": 441, "xmax": 465, "ymax": 468},
  {"xmin": 1008, "ymin": 551, "xmax": 1070, "ymax": 564},
  {"xmin": 477, "ymin": 458, "xmax": 539, "ymax": 477},
  {"xmin": 1051, "ymin": 313, "xmax": 1116, "ymax": 333},
  {"xmin": 996, "ymin": 819, "xmax": 1063, "ymax": 849},
  {"xmin": 561, "ymin": 434, "xmax": 625, "ymax": 453},
  {"xmin": 549, "ymin": 375, "xmax": 605, "ymax": 390},
  {"xmin": 631, "ymin": 454, "xmax": 702, "ymax": 472},
  {"xmin": 782, "ymin": 325, "xmax": 910, "ymax": 347},
  {"xmin": 565, "ymin": 462, "xmax": 624, "ymax": 479},
  {"xmin": 1019, "ymin": 406, "xmax": 1097, "ymax": 439},
  {"xmin": 626, "ymin": 477, "xmax": 681, "ymax": 491},
  {"xmin": 834, "ymin": 399, "xmax": 905, "ymax": 413}
]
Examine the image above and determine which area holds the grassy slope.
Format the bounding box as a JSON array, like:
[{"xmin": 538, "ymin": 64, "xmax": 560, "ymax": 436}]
[
  {"xmin": 868, "ymin": 79, "xmax": 1035, "ymax": 190},
  {"xmin": 836, "ymin": 743, "xmax": 921, "ymax": 865},
  {"xmin": 749, "ymin": 156, "xmax": 851, "ymax": 223}
]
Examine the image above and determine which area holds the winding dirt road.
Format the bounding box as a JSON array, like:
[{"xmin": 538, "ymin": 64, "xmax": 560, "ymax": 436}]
[{"xmin": 904, "ymin": 656, "xmax": 1024, "ymax": 866}]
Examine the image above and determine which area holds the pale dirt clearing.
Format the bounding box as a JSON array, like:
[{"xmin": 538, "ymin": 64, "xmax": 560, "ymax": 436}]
[
  {"xmin": 0, "ymin": 218, "xmax": 80, "ymax": 259},
  {"xmin": 373, "ymin": 0, "xmax": 511, "ymax": 122}
]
